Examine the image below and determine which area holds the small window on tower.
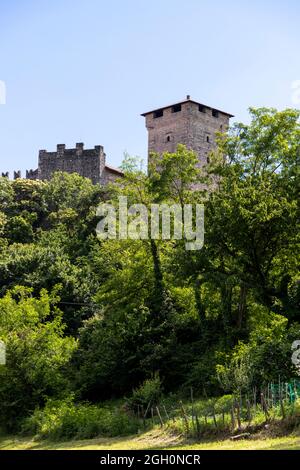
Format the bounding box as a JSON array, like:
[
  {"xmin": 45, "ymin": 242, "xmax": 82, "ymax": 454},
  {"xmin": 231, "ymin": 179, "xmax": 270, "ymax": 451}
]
[
  {"xmin": 206, "ymin": 136, "xmax": 210, "ymax": 143},
  {"xmin": 199, "ymin": 105, "xmax": 206, "ymax": 113},
  {"xmin": 171, "ymin": 104, "xmax": 182, "ymax": 113},
  {"xmin": 212, "ymin": 109, "xmax": 219, "ymax": 118},
  {"xmin": 167, "ymin": 135, "xmax": 171, "ymax": 142},
  {"xmin": 153, "ymin": 109, "xmax": 164, "ymax": 118}
]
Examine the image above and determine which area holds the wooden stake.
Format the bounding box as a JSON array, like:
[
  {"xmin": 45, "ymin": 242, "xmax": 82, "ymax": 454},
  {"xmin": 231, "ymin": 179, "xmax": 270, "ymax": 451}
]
[
  {"xmin": 246, "ymin": 399, "xmax": 252, "ymax": 426},
  {"xmin": 212, "ymin": 406, "xmax": 218, "ymax": 429},
  {"xmin": 156, "ymin": 406, "xmax": 164, "ymax": 427},
  {"xmin": 195, "ymin": 412, "xmax": 201, "ymax": 438},
  {"xmin": 162, "ymin": 404, "xmax": 170, "ymax": 421},
  {"xmin": 144, "ymin": 400, "xmax": 151, "ymax": 419},
  {"xmin": 230, "ymin": 406, "xmax": 235, "ymax": 430},
  {"xmin": 190, "ymin": 387, "xmax": 196, "ymax": 433},
  {"xmin": 260, "ymin": 392, "xmax": 269, "ymax": 421},
  {"xmin": 179, "ymin": 401, "xmax": 189, "ymax": 435},
  {"xmin": 236, "ymin": 400, "xmax": 241, "ymax": 429}
]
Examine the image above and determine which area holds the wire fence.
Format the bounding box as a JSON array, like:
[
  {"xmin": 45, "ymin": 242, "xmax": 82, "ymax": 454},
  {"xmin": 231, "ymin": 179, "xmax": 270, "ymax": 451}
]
[{"xmin": 132, "ymin": 379, "xmax": 300, "ymax": 438}]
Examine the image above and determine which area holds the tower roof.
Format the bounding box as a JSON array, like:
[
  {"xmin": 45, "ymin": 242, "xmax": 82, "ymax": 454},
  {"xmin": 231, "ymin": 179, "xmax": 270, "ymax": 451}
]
[{"xmin": 141, "ymin": 95, "xmax": 234, "ymax": 118}]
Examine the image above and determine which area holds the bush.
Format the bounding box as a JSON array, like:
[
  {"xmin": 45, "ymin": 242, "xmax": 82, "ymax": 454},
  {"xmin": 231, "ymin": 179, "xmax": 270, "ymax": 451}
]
[
  {"xmin": 215, "ymin": 394, "xmax": 234, "ymax": 414},
  {"xmin": 216, "ymin": 315, "xmax": 300, "ymax": 393},
  {"xmin": 0, "ymin": 287, "xmax": 76, "ymax": 431},
  {"xmin": 127, "ymin": 374, "xmax": 162, "ymax": 412},
  {"xmin": 22, "ymin": 397, "xmax": 140, "ymax": 440}
]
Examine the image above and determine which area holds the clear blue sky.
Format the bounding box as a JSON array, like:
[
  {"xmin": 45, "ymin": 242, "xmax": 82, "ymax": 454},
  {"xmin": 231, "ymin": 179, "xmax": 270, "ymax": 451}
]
[{"xmin": 0, "ymin": 0, "xmax": 299, "ymax": 175}]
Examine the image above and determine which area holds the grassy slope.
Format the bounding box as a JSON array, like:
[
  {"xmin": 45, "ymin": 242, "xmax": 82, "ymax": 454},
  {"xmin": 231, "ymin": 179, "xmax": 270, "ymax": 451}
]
[{"xmin": 1, "ymin": 429, "xmax": 300, "ymax": 450}]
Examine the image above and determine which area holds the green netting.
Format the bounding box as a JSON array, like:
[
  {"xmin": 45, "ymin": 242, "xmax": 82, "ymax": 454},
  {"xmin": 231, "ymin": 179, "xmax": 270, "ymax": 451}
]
[{"xmin": 270, "ymin": 379, "xmax": 300, "ymax": 403}]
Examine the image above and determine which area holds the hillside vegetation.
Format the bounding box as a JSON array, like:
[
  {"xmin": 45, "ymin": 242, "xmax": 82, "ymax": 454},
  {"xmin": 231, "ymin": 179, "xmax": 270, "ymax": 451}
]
[{"xmin": 0, "ymin": 108, "xmax": 299, "ymax": 444}]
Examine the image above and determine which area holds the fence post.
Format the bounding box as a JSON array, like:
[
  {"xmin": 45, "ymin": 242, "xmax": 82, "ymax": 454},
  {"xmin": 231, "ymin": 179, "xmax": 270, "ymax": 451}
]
[
  {"xmin": 260, "ymin": 392, "xmax": 269, "ymax": 421},
  {"xmin": 190, "ymin": 387, "xmax": 196, "ymax": 435},
  {"xmin": 235, "ymin": 400, "xmax": 241, "ymax": 429},
  {"xmin": 253, "ymin": 387, "xmax": 257, "ymax": 416},
  {"xmin": 270, "ymin": 383, "xmax": 274, "ymax": 409},
  {"xmin": 144, "ymin": 400, "xmax": 151, "ymax": 420},
  {"xmin": 246, "ymin": 399, "xmax": 252, "ymax": 426},
  {"xmin": 162, "ymin": 404, "xmax": 170, "ymax": 421},
  {"xmin": 294, "ymin": 380, "xmax": 298, "ymax": 400},
  {"xmin": 151, "ymin": 407, "xmax": 154, "ymax": 425},
  {"xmin": 195, "ymin": 411, "xmax": 201, "ymax": 438},
  {"xmin": 230, "ymin": 406, "xmax": 235, "ymax": 431},
  {"xmin": 141, "ymin": 405, "xmax": 146, "ymax": 428},
  {"xmin": 179, "ymin": 401, "xmax": 190, "ymax": 436},
  {"xmin": 212, "ymin": 405, "xmax": 218, "ymax": 429},
  {"xmin": 280, "ymin": 389, "xmax": 286, "ymax": 420},
  {"xmin": 156, "ymin": 406, "xmax": 164, "ymax": 427}
]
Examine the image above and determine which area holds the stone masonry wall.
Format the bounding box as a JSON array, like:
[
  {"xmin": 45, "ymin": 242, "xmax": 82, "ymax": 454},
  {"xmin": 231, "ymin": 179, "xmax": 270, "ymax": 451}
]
[
  {"xmin": 38, "ymin": 143, "xmax": 106, "ymax": 185},
  {"xmin": 1, "ymin": 143, "xmax": 122, "ymax": 185},
  {"xmin": 144, "ymin": 101, "xmax": 231, "ymax": 168}
]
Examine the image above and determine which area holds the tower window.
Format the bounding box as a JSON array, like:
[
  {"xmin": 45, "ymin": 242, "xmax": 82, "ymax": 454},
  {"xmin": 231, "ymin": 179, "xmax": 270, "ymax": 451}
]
[
  {"xmin": 171, "ymin": 104, "xmax": 181, "ymax": 113},
  {"xmin": 166, "ymin": 135, "xmax": 171, "ymax": 142},
  {"xmin": 212, "ymin": 109, "xmax": 219, "ymax": 118},
  {"xmin": 206, "ymin": 136, "xmax": 210, "ymax": 143},
  {"xmin": 199, "ymin": 105, "xmax": 206, "ymax": 113},
  {"xmin": 153, "ymin": 109, "xmax": 163, "ymax": 118}
]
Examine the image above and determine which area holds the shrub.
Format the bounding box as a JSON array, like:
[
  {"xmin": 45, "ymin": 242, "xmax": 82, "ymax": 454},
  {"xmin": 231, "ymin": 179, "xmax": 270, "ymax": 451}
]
[
  {"xmin": 127, "ymin": 374, "xmax": 162, "ymax": 412},
  {"xmin": 22, "ymin": 397, "xmax": 140, "ymax": 440},
  {"xmin": 0, "ymin": 287, "xmax": 76, "ymax": 431},
  {"xmin": 216, "ymin": 315, "xmax": 300, "ymax": 392}
]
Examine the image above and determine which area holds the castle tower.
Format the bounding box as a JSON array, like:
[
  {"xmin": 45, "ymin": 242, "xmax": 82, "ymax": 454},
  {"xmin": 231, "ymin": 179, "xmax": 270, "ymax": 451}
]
[
  {"xmin": 2, "ymin": 143, "xmax": 123, "ymax": 185},
  {"xmin": 37, "ymin": 143, "xmax": 123, "ymax": 184},
  {"xmin": 142, "ymin": 95, "xmax": 233, "ymax": 167}
]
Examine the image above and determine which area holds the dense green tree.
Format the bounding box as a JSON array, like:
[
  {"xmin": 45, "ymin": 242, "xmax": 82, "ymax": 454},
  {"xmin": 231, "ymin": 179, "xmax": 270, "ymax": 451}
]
[
  {"xmin": 0, "ymin": 108, "xmax": 299, "ymax": 426},
  {"xmin": 0, "ymin": 287, "xmax": 76, "ymax": 430}
]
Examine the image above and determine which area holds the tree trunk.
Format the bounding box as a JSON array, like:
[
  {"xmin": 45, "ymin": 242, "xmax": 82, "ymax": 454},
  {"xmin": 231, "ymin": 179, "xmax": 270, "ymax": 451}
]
[
  {"xmin": 149, "ymin": 239, "xmax": 164, "ymax": 313},
  {"xmin": 237, "ymin": 284, "xmax": 247, "ymax": 330}
]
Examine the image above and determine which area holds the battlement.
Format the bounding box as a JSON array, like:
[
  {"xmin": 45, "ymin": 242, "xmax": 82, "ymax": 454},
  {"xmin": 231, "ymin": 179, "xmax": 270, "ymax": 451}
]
[
  {"xmin": 1, "ymin": 96, "xmax": 232, "ymax": 186},
  {"xmin": 26, "ymin": 168, "xmax": 39, "ymax": 179},
  {"xmin": 1, "ymin": 143, "xmax": 123, "ymax": 185},
  {"xmin": 142, "ymin": 95, "xmax": 233, "ymax": 169},
  {"xmin": 37, "ymin": 143, "xmax": 108, "ymax": 184},
  {"xmin": 1, "ymin": 171, "xmax": 23, "ymax": 180}
]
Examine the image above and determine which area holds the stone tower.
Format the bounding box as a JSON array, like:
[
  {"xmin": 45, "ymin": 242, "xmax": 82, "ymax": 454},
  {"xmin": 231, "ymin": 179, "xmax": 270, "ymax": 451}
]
[
  {"xmin": 142, "ymin": 95, "xmax": 233, "ymax": 167},
  {"xmin": 26, "ymin": 143, "xmax": 123, "ymax": 185}
]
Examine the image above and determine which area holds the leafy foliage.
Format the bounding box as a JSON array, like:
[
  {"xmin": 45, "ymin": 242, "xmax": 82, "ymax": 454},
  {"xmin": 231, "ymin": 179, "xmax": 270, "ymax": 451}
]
[
  {"xmin": 22, "ymin": 397, "xmax": 140, "ymax": 440},
  {"xmin": 0, "ymin": 287, "xmax": 76, "ymax": 430},
  {"xmin": 0, "ymin": 108, "xmax": 299, "ymax": 435},
  {"xmin": 126, "ymin": 374, "xmax": 162, "ymax": 411}
]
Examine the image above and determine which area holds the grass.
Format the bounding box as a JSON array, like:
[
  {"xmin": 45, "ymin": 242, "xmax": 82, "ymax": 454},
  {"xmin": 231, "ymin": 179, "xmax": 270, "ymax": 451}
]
[
  {"xmin": 1, "ymin": 427, "xmax": 300, "ymax": 450},
  {"xmin": 1, "ymin": 394, "xmax": 299, "ymax": 451}
]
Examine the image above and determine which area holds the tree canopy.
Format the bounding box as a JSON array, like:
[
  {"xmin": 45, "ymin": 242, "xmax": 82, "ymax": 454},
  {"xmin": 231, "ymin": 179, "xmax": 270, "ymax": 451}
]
[{"xmin": 0, "ymin": 108, "xmax": 299, "ymax": 430}]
